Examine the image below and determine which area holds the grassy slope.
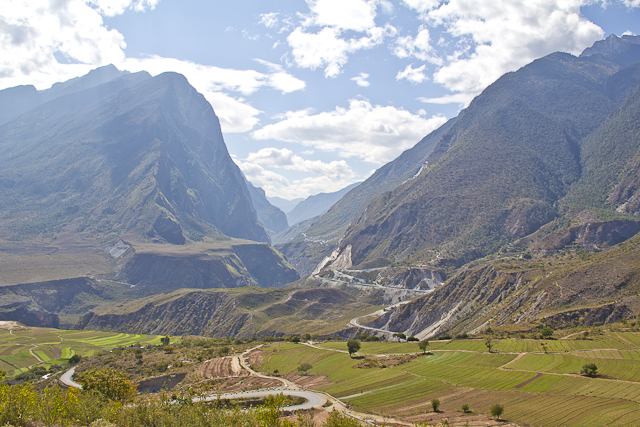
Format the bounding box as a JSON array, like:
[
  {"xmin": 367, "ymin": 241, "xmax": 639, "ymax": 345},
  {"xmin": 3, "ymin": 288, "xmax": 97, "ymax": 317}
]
[
  {"xmin": 257, "ymin": 331, "xmax": 640, "ymax": 426},
  {"xmin": 0, "ymin": 327, "xmax": 161, "ymax": 376}
]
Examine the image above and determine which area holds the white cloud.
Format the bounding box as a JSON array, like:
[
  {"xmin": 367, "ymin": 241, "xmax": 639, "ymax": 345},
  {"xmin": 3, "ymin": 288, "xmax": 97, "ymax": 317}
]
[
  {"xmin": 623, "ymin": 0, "xmax": 640, "ymax": 7},
  {"xmin": 287, "ymin": 25, "xmax": 394, "ymax": 77},
  {"xmin": 0, "ymin": 0, "xmax": 131, "ymax": 88},
  {"xmin": 351, "ymin": 72, "xmax": 371, "ymax": 87},
  {"xmin": 401, "ymin": 0, "xmax": 440, "ymax": 14},
  {"xmin": 252, "ymin": 99, "xmax": 448, "ymax": 164},
  {"xmin": 259, "ymin": 12, "xmax": 280, "ymax": 28},
  {"xmin": 396, "ymin": 64, "xmax": 428, "ymax": 83},
  {"xmin": 203, "ymin": 92, "xmax": 261, "ymax": 133},
  {"xmin": 246, "ymin": 147, "xmax": 356, "ymax": 179},
  {"xmin": 305, "ymin": 0, "xmax": 377, "ymax": 32},
  {"xmin": 392, "ymin": 28, "xmax": 441, "ymax": 64},
  {"xmin": 417, "ymin": 92, "xmax": 475, "ymax": 106},
  {"xmin": 88, "ymin": 0, "xmax": 159, "ymax": 17},
  {"xmin": 236, "ymin": 159, "xmax": 359, "ymax": 199},
  {"xmin": 285, "ymin": 0, "xmax": 396, "ymax": 77},
  {"xmin": 413, "ymin": 0, "xmax": 605, "ymax": 95}
]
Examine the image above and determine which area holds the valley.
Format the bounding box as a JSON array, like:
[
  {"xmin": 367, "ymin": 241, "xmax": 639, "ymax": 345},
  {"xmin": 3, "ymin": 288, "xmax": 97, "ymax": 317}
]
[{"xmin": 1, "ymin": 26, "xmax": 640, "ymax": 427}]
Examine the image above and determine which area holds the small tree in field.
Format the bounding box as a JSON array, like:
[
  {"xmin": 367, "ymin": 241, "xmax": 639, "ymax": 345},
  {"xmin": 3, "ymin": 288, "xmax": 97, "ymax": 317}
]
[
  {"xmin": 418, "ymin": 339, "xmax": 430, "ymax": 354},
  {"xmin": 485, "ymin": 337, "xmax": 494, "ymax": 352},
  {"xmin": 581, "ymin": 363, "xmax": 598, "ymax": 377},
  {"xmin": 461, "ymin": 403, "xmax": 470, "ymax": 413},
  {"xmin": 298, "ymin": 363, "xmax": 313, "ymax": 375},
  {"xmin": 347, "ymin": 339, "xmax": 361, "ymax": 358},
  {"xmin": 430, "ymin": 398, "xmax": 440, "ymax": 412},
  {"xmin": 540, "ymin": 326, "xmax": 554, "ymax": 339},
  {"xmin": 489, "ymin": 403, "xmax": 504, "ymax": 420},
  {"xmin": 161, "ymin": 336, "xmax": 171, "ymax": 346}
]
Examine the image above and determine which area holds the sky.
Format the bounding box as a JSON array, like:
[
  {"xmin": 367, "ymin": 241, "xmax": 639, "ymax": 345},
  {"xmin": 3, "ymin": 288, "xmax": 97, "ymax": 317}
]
[{"xmin": 1, "ymin": 0, "xmax": 640, "ymax": 200}]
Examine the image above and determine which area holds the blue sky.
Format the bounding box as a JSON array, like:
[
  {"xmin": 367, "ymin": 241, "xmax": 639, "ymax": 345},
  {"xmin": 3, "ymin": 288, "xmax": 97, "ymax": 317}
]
[{"xmin": 1, "ymin": 0, "xmax": 639, "ymax": 199}]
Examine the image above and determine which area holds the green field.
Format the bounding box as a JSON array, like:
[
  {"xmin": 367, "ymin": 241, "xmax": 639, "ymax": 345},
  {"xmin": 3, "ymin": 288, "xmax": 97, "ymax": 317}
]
[
  {"xmin": 258, "ymin": 334, "xmax": 640, "ymax": 426},
  {"xmin": 0, "ymin": 327, "xmax": 163, "ymax": 376}
]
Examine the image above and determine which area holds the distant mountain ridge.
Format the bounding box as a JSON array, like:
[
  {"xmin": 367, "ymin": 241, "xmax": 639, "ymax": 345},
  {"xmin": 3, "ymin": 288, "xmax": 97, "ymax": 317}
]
[{"xmin": 285, "ymin": 182, "xmax": 361, "ymax": 227}]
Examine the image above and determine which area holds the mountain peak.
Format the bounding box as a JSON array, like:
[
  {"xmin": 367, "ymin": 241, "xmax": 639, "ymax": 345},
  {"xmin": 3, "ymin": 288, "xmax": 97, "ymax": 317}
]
[{"xmin": 580, "ymin": 34, "xmax": 640, "ymax": 66}]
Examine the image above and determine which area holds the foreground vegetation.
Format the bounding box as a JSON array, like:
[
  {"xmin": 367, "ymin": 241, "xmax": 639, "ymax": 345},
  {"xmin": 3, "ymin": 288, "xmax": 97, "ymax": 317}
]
[{"xmin": 0, "ymin": 381, "xmax": 363, "ymax": 427}]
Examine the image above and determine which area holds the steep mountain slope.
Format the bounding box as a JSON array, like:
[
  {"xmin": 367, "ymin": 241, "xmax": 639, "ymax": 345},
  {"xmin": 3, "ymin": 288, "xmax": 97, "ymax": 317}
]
[
  {"xmin": 286, "ymin": 182, "xmax": 361, "ymax": 226},
  {"xmin": 0, "ymin": 67, "xmax": 299, "ymax": 313},
  {"xmin": 76, "ymin": 286, "xmax": 380, "ymax": 338},
  {"xmin": 323, "ymin": 43, "xmax": 640, "ymax": 272},
  {"xmin": 0, "ymin": 69, "xmax": 268, "ymax": 244},
  {"xmin": 366, "ymin": 229, "xmax": 640, "ymax": 338},
  {"xmin": 277, "ymin": 116, "xmax": 458, "ymax": 274},
  {"xmin": 246, "ymin": 181, "xmax": 288, "ymax": 237}
]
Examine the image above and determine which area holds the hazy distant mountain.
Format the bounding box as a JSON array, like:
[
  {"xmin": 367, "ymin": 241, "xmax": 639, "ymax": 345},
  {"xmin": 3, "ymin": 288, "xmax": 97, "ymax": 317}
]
[
  {"xmin": 0, "ymin": 67, "xmax": 269, "ymax": 245},
  {"xmin": 286, "ymin": 182, "xmax": 361, "ymax": 226},
  {"xmin": 320, "ymin": 35, "xmax": 640, "ymax": 272},
  {"xmin": 267, "ymin": 196, "xmax": 304, "ymax": 213},
  {"xmin": 0, "ymin": 65, "xmax": 126, "ymax": 126},
  {"xmin": 246, "ymin": 181, "xmax": 289, "ymax": 237}
]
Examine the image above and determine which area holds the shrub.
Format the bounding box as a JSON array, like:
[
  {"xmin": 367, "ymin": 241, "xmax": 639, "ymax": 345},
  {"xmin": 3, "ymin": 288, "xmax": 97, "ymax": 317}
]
[
  {"xmin": 407, "ymin": 336, "xmax": 419, "ymax": 342},
  {"xmin": 430, "ymin": 398, "xmax": 440, "ymax": 412},
  {"xmin": 489, "ymin": 403, "xmax": 504, "ymax": 419},
  {"xmin": 461, "ymin": 403, "xmax": 470, "ymax": 413},
  {"xmin": 76, "ymin": 367, "xmax": 137, "ymax": 402},
  {"xmin": 581, "ymin": 363, "xmax": 598, "ymax": 377}
]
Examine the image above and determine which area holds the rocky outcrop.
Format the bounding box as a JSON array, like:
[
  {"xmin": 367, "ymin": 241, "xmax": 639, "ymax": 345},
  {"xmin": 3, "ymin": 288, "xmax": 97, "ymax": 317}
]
[{"xmin": 532, "ymin": 220, "xmax": 640, "ymax": 253}]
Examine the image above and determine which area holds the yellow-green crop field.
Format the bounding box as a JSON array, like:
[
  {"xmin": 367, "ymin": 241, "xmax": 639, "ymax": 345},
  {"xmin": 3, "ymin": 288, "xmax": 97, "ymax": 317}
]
[
  {"xmin": 258, "ymin": 335, "xmax": 640, "ymax": 426},
  {"xmin": 0, "ymin": 327, "xmax": 163, "ymax": 375}
]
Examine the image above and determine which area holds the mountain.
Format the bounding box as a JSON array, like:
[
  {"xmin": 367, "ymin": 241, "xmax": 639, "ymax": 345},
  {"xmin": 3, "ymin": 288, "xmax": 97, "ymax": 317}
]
[
  {"xmin": 245, "ymin": 181, "xmax": 289, "ymax": 237},
  {"xmin": 0, "ymin": 66, "xmax": 299, "ymax": 325},
  {"xmin": 0, "ymin": 65, "xmax": 126, "ymax": 126},
  {"xmin": 319, "ymin": 36, "xmax": 640, "ymax": 274},
  {"xmin": 75, "ymin": 286, "xmax": 379, "ymax": 338},
  {"xmin": 286, "ymin": 182, "xmax": 361, "ymax": 226},
  {"xmin": 277, "ymin": 115, "xmax": 458, "ymax": 275},
  {"xmin": 267, "ymin": 196, "xmax": 304, "ymax": 213}
]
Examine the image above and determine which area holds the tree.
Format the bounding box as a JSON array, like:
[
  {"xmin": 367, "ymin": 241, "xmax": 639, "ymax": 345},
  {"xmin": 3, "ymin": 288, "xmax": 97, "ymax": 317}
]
[
  {"xmin": 68, "ymin": 354, "xmax": 81, "ymax": 364},
  {"xmin": 347, "ymin": 340, "xmax": 361, "ymax": 357},
  {"xmin": 581, "ymin": 363, "xmax": 598, "ymax": 377},
  {"xmin": 0, "ymin": 370, "xmax": 5, "ymax": 381},
  {"xmin": 540, "ymin": 326, "xmax": 554, "ymax": 339},
  {"xmin": 291, "ymin": 335, "xmax": 301, "ymax": 343},
  {"xmin": 461, "ymin": 403, "xmax": 470, "ymax": 413},
  {"xmin": 303, "ymin": 333, "xmax": 312, "ymax": 341},
  {"xmin": 392, "ymin": 332, "xmax": 406, "ymax": 342},
  {"xmin": 489, "ymin": 403, "xmax": 504, "ymax": 419},
  {"xmin": 298, "ymin": 363, "xmax": 313, "ymax": 375},
  {"xmin": 76, "ymin": 367, "xmax": 137, "ymax": 402},
  {"xmin": 430, "ymin": 398, "xmax": 440, "ymax": 412},
  {"xmin": 161, "ymin": 336, "xmax": 171, "ymax": 346},
  {"xmin": 484, "ymin": 337, "xmax": 494, "ymax": 352},
  {"xmin": 407, "ymin": 336, "xmax": 419, "ymax": 342},
  {"xmin": 418, "ymin": 339, "xmax": 430, "ymax": 354}
]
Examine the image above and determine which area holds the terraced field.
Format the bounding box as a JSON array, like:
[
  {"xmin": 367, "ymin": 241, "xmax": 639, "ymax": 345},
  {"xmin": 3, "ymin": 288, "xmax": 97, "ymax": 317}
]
[
  {"xmin": 0, "ymin": 327, "xmax": 162, "ymax": 375},
  {"xmin": 256, "ymin": 334, "xmax": 640, "ymax": 426}
]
